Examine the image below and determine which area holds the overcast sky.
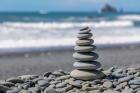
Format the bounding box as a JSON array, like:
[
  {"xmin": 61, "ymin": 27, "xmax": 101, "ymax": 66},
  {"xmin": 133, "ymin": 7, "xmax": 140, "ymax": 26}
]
[{"xmin": 0, "ymin": 0, "xmax": 139, "ymax": 12}]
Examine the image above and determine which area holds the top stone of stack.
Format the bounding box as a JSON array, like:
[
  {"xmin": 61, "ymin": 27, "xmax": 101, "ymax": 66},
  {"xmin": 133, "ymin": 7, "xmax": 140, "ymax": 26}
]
[
  {"xmin": 79, "ymin": 26, "xmax": 91, "ymax": 34},
  {"xmin": 80, "ymin": 26, "xmax": 89, "ymax": 31}
]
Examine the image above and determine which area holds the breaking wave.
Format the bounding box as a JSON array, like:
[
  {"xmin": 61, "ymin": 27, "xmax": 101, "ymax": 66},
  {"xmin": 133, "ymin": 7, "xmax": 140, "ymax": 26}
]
[
  {"xmin": 118, "ymin": 15, "xmax": 140, "ymax": 21},
  {"xmin": 1, "ymin": 20, "xmax": 134, "ymax": 30}
]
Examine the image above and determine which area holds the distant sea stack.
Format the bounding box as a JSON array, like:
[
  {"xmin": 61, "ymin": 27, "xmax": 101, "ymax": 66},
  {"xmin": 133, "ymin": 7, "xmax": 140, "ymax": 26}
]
[
  {"xmin": 70, "ymin": 27, "xmax": 105, "ymax": 80},
  {"xmin": 101, "ymin": 4, "xmax": 118, "ymax": 13}
]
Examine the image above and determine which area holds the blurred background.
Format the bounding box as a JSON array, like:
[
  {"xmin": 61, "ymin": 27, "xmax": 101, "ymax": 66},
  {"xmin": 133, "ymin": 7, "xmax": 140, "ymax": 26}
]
[
  {"xmin": 0, "ymin": 0, "xmax": 140, "ymax": 51},
  {"xmin": 0, "ymin": 0, "xmax": 140, "ymax": 79}
]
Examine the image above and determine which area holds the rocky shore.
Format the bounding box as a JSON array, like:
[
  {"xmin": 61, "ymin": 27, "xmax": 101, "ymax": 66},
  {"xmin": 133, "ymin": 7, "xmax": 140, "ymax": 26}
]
[{"xmin": 0, "ymin": 67, "xmax": 139, "ymax": 93}]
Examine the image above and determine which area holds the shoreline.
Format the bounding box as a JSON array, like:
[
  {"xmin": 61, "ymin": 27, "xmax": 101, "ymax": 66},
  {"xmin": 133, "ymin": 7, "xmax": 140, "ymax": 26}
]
[
  {"xmin": 0, "ymin": 43, "xmax": 139, "ymax": 79},
  {"xmin": 0, "ymin": 42, "xmax": 140, "ymax": 56}
]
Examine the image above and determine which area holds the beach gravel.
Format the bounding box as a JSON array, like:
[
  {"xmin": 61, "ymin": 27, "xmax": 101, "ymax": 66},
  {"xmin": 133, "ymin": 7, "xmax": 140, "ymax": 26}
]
[{"xmin": 0, "ymin": 67, "xmax": 139, "ymax": 93}]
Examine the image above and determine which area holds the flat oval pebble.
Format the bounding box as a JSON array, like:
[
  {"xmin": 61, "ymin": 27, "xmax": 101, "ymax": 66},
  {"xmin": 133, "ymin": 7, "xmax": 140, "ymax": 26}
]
[
  {"xmin": 18, "ymin": 75, "xmax": 38, "ymax": 80},
  {"xmin": 121, "ymin": 89, "xmax": 134, "ymax": 93},
  {"xmin": 0, "ymin": 84, "xmax": 11, "ymax": 92},
  {"xmin": 55, "ymin": 82, "xmax": 67, "ymax": 88},
  {"xmin": 44, "ymin": 87, "xmax": 57, "ymax": 93},
  {"xmin": 76, "ymin": 39, "xmax": 93, "ymax": 46},
  {"xmin": 103, "ymin": 90, "xmax": 121, "ymax": 93},
  {"xmin": 19, "ymin": 90, "xmax": 30, "ymax": 93},
  {"xmin": 79, "ymin": 29, "xmax": 91, "ymax": 34},
  {"xmin": 129, "ymin": 79, "xmax": 140, "ymax": 85},
  {"xmin": 66, "ymin": 80, "xmax": 82, "ymax": 88},
  {"xmin": 0, "ymin": 81, "xmax": 15, "ymax": 87},
  {"xmin": 6, "ymin": 77, "xmax": 24, "ymax": 84},
  {"xmin": 77, "ymin": 33, "xmax": 92, "ymax": 39},
  {"xmin": 130, "ymin": 85, "xmax": 140, "ymax": 89},
  {"xmin": 70, "ymin": 69, "xmax": 105, "ymax": 80},
  {"xmin": 37, "ymin": 80, "xmax": 50, "ymax": 87},
  {"xmin": 73, "ymin": 52, "xmax": 98, "ymax": 61},
  {"xmin": 80, "ymin": 26, "xmax": 89, "ymax": 31},
  {"xmin": 74, "ymin": 45, "xmax": 96, "ymax": 52},
  {"xmin": 82, "ymin": 84, "xmax": 101, "ymax": 91},
  {"xmin": 73, "ymin": 61, "xmax": 101, "ymax": 70},
  {"xmin": 118, "ymin": 75, "xmax": 134, "ymax": 83},
  {"xmin": 103, "ymin": 81, "xmax": 113, "ymax": 88},
  {"xmin": 6, "ymin": 88, "xmax": 20, "ymax": 93},
  {"xmin": 56, "ymin": 75, "xmax": 71, "ymax": 80},
  {"xmin": 28, "ymin": 87, "xmax": 41, "ymax": 93}
]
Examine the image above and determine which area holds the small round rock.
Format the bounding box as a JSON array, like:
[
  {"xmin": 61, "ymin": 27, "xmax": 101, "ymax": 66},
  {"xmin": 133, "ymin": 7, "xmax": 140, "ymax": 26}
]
[{"xmin": 103, "ymin": 81, "xmax": 113, "ymax": 88}]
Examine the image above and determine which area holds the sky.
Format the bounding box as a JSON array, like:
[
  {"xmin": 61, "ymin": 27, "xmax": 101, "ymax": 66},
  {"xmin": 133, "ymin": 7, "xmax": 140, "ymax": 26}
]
[{"xmin": 0, "ymin": 0, "xmax": 140, "ymax": 12}]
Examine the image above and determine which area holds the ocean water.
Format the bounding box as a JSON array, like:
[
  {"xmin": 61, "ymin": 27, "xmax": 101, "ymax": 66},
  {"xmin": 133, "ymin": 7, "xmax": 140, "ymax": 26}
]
[{"xmin": 0, "ymin": 12, "xmax": 140, "ymax": 53}]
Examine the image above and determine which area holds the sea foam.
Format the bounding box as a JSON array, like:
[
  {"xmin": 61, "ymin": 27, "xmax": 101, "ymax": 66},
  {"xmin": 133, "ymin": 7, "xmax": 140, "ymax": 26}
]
[{"xmin": 2, "ymin": 20, "xmax": 134, "ymax": 30}]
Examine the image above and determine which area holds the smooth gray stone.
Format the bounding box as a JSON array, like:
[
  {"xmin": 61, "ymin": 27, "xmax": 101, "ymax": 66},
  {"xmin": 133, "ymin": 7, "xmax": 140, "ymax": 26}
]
[
  {"xmin": 37, "ymin": 80, "xmax": 50, "ymax": 87},
  {"xmin": 130, "ymin": 85, "xmax": 140, "ymax": 89},
  {"xmin": 7, "ymin": 77, "xmax": 24, "ymax": 84},
  {"xmin": 52, "ymin": 71, "xmax": 64, "ymax": 76},
  {"xmin": 19, "ymin": 90, "xmax": 30, "ymax": 93},
  {"xmin": 6, "ymin": 88, "xmax": 20, "ymax": 93},
  {"xmin": 79, "ymin": 29, "xmax": 91, "ymax": 34},
  {"xmin": 77, "ymin": 33, "xmax": 92, "ymax": 39},
  {"xmin": 73, "ymin": 52, "xmax": 98, "ymax": 61},
  {"xmin": 28, "ymin": 87, "xmax": 41, "ymax": 93},
  {"xmin": 113, "ymin": 74, "xmax": 126, "ymax": 78},
  {"xmin": 121, "ymin": 89, "xmax": 134, "ymax": 93},
  {"xmin": 0, "ymin": 81, "xmax": 15, "ymax": 87},
  {"xmin": 112, "ymin": 69, "xmax": 123, "ymax": 74},
  {"xmin": 103, "ymin": 81, "xmax": 113, "ymax": 88},
  {"xmin": 89, "ymin": 90, "xmax": 101, "ymax": 93},
  {"xmin": 70, "ymin": 69, "xmax": 105, "ymax": 80},
  {"xmin": 135, "ymin": 72, "xmax": 140, "ymax": 77},
  {"xmin": 76, "ymin": 39, "xmax": 94, "ymax": 46},
  {"xmin": 118, "ymin": 75, "xmax": 134, "ymax": 83},
  {"xmin": 66, "ymin": 79, "xmax": 82, "ymax": 88},
  {"xmin": 55, "ymin": 88, "xmax": 67, "ymax": 93},
  {"xmin": 0, "ymin": 84, "xmax": 11, "ymax": 92},
  {"xmin": 103, "ymin": 90, "xmax": 121, "ymax": 93},
  {"xmin": 129, "ymin": 79, "xmax": 140, "ymax": 85},
  {"xmin": 74, "ymin": 45, "xmax": 96, "ymax": 52},
  {"xmin": 56, "ymin": 75, "xmax": 71, "ymax": 80},
  {"xmin": 137, "ymin": 89, "xmax": 140, "ymax": 93},
  {"xmin": 18, "ymin": 75, "xmax": 38, "ymax": 80},
  {"xmin": 73, "ymin": 61, "xmax": 101, "ymax": 70},
  {"xmin": 80, "ymin": 26, "xmax": 89, "ymax": 31},
  {"xmin": 44, "ymin": 87, "xmax": 56, "ymax": 93},
  {"xmin": 55, "ymin": 82, "xmax": 67, "ymax": 88},
  {"xmin": 55, "ymin": 85, "xmax": 73, "ymax": 92},
  {"xmin": 50, "ymin": 81, "xmax": 61, "ymax": 85}
]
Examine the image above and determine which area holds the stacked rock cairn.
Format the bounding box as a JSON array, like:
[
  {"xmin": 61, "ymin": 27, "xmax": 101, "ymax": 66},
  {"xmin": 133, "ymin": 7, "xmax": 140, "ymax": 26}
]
[{"xmin": 70, "ymin": 26, "xmax": 105, "ymax": 80}]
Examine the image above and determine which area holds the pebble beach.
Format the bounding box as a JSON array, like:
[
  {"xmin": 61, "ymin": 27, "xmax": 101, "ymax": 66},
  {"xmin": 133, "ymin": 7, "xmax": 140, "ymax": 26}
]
[
  {"xmin": 0, "ymin": 66, "xmax": 140, "ymax": 93},
  {"xmin": 0, "ymin": 28, "xmax": 140, "ymax": 93}
]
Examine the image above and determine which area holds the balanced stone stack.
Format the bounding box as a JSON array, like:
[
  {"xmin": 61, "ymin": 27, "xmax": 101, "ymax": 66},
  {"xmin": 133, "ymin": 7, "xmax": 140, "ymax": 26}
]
[{"xmin": 70, "ymin": 27, "xmax": 105, "ymax": 80}]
